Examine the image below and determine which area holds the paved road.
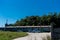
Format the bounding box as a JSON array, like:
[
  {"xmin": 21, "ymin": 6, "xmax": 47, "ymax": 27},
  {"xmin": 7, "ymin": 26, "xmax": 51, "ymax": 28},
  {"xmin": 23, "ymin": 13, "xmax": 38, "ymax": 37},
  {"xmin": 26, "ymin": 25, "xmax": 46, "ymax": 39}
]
[{"xmin": 13, "ymin": 33, "xmax": 51, "ymax": 40}]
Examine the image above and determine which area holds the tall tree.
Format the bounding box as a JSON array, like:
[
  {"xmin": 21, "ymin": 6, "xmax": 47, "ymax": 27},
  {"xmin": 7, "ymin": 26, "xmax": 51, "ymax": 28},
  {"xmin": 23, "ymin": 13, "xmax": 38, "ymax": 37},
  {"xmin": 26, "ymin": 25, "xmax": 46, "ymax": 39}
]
[{"xmin": 8, "ymin": 12, "xmax": 60, "ymax": 26}]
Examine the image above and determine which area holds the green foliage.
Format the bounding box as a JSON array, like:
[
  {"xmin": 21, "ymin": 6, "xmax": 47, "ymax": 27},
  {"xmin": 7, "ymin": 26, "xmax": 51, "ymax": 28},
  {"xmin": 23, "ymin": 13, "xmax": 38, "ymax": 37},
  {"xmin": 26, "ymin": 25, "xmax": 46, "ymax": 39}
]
[
  {"xmin": 0, "ymin": 31, "xmax": 28, "ymax": 40},
  {"xmin": 8, "ymin": 12, "xmax": 60, "ymax": 26}
]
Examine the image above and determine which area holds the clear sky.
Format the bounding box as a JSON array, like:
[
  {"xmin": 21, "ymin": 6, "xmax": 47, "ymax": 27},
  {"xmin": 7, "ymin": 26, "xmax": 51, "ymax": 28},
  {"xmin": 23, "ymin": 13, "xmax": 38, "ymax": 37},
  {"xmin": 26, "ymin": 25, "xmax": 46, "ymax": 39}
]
[{"xmin": 0, "ymin": 0, "xmax": 60, "ymax": 27}]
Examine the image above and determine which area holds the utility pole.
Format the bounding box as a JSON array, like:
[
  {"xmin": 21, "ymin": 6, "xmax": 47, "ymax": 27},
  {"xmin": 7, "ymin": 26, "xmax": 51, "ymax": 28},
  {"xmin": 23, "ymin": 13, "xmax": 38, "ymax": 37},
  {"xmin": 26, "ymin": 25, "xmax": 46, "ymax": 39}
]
[{"xmin": 5, "ymin": 19, "xmax": 8, "ymax": 27}]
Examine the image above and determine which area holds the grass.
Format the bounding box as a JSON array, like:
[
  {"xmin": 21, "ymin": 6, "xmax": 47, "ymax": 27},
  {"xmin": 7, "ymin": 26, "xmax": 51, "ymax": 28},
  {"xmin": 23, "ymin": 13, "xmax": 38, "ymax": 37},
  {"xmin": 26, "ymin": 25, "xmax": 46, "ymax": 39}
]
[{"xmin": 0, "ymin": 31, "xmax": 28, "ymax": 40}]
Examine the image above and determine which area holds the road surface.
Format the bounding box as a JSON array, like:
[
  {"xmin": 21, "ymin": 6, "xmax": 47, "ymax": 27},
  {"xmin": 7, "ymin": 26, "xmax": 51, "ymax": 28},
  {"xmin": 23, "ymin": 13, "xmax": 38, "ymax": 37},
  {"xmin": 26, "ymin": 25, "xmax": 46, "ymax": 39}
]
[{"xmin": 13, "ymin": 33, "xmax": 51, "ymax": 40}]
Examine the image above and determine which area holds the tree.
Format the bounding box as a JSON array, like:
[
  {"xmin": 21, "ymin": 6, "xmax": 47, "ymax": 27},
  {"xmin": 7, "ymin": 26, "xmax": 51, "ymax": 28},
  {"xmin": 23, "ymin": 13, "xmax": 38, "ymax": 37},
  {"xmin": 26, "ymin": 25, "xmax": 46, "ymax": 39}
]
[{"xmin": 8, "ymin": 12, "xmax": 60, "ymax": 26}]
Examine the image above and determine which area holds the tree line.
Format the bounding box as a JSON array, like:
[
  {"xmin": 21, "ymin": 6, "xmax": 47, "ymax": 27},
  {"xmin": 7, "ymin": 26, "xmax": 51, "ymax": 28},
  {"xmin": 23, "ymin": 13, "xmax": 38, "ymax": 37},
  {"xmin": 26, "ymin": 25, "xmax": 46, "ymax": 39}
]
[{"xmin": 6, "ymin": 12, "xmax": 60, "ymax": 26}]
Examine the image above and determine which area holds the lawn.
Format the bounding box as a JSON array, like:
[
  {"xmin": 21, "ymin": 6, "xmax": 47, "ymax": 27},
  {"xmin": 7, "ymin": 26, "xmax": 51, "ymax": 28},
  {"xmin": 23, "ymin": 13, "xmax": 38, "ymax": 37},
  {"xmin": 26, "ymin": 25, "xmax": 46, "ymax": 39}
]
[{"xmin": 0, "ymin": 31, "xmax": 28, "ymax": 40}]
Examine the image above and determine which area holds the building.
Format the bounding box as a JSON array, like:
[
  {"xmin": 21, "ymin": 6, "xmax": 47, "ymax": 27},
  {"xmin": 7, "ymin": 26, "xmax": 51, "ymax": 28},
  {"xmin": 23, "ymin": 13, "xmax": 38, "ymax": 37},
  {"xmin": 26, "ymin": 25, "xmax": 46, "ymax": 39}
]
[
  {"xmin": 0, "ymin": 20, "xmax": 51, "ymax": 32},
  {"xmin": 0, "ymin": 26, "xmax": 51, "ymax": 32}
]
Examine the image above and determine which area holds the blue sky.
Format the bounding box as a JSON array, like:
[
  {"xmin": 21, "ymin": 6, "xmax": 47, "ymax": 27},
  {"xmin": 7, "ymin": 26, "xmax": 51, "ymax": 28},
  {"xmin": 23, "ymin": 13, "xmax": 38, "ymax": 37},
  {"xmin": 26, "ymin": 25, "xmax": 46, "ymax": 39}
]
[{"xmin": 0, "ymin": 0, "xmax": 60, "ymax": 27}]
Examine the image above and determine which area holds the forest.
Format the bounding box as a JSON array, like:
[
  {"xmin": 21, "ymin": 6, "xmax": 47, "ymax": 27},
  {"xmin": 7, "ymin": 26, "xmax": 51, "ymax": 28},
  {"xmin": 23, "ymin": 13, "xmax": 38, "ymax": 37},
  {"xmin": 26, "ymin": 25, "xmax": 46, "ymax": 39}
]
[{"xmin": 6, "ymin": 12, "xmax": 60, "ymax": 26}]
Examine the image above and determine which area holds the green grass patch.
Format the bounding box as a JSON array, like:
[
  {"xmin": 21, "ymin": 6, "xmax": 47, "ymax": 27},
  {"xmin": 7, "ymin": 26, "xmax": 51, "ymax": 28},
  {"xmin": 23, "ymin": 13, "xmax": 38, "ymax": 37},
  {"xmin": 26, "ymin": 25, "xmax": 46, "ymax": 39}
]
[{"xmin": 0, "ymin": 31, "xmax": 28, "ymax": 40}]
